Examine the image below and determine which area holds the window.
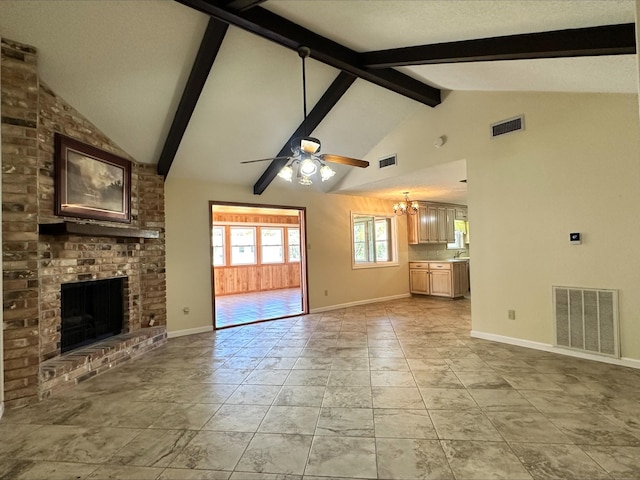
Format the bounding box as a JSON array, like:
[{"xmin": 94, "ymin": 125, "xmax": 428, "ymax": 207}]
[
  {"xmin": 230, "ymin": 227, "xmax": 256, "ymax": 265},
  {"xmin": 261, "ymin": 228, "xmax": 284, "ymax": 264},
  {"xmin": 212, "ymin": 226, "xmax": 225, "ymax": 266},
  {"xmin": 352, "ymin": 213, "xmax": 397, "ymax": 267},
  {"xmin": 287, "ymin": 227, "xmax": 300, "ymax": 262},
  {"xmin": 447, "ymin": 220, "xmax": 467, "ymax": 250}
]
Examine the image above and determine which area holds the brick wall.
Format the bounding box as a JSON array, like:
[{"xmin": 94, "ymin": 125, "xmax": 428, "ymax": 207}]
[
  {"xmin": 1, "ymin": 39, "xmax": 41, "ymax": 405},
  {"xmin": 1, "ymin": 37, "xmax": 167, "ymax": 407}
]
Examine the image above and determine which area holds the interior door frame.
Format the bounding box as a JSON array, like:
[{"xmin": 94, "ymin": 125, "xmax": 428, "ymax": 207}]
[{"xmin": 209, "ymin": 200, "xmax": 309, "ymax": 329}]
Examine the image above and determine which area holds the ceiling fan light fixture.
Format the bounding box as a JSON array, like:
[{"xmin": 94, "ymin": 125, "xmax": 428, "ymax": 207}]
[
  {"xmin": 299, "ymin": 157, "xmax": 318, "ymax": 176},
  {"xmin": 278, "ymin": 164, "xmax": 294, "ymax": 182},
  {"xmin": 300, "ymin": 137, "xmax": 321, "ymax": 154},
  {"xmin": 298, "ymin": 175, "xmax": 313, "ymax": 186},
  {"xmin": 320, "ymin": 164, "xmax": 335, "ymax": 182},
  {"xmin": 237, "ymin": 46, "xmax": 368, "ymax": 188}
]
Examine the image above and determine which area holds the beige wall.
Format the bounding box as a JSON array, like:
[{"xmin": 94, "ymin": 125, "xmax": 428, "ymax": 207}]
[
  {"xmin": 358, "ymin": 89, "xmax": 640, "ymax": 362},
  {"xmin": 165, "ymin": 180, "xmax": 410, "ymax": 334}
]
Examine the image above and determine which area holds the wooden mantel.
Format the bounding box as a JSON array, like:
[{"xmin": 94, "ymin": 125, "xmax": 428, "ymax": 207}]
[{"xmin": 39, "ymin": 222, "xmax": 159, "ymax": 239}]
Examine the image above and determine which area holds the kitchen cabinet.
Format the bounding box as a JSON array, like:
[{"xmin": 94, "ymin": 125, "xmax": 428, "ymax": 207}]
[
  {"xmin": 409, "ymin": 265, "xmax": 430, "ymax": 294},
  {"xmin": 446, "ymin": 207, "xmax": 455, "ymax": 242},
  {"xmin": 429, "ymin": 263, "xmax": 452, "ymax": 297},
  {"xmin": 407, "ymin": 202, "xmax": 459, "ymax": 245},
  {"xmin": 409, "ymin": 261, "xmax": 469, "ymax": 298},
  {"xmin": 428, "ymin": 205, "xmax": 439, "ymax": 242},
  {"xmin": 455, "ymin": 207, "xmax": 468, "ymax": 220},
  {"xmin": 453, "ymin": 261, "xmax": 469, "ymax": 294}
]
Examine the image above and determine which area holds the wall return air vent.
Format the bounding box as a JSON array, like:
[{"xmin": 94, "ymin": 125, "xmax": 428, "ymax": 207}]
[
  {"xmin": 552, "ymin": 286, "xmax": 619, "ymax": 358},
  {"xmin": 378, "ymin": 154, "xmax": 397, "ymax": 169},
  {"xmin": 491, "ymin": 115, "xmax": 524, "ymax": 138}
]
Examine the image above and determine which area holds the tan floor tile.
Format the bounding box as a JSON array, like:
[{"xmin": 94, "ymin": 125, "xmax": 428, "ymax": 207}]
[
  {"xmin": 376, "ymin": 438, "xmax": 453, "ymax": 479},
  {"xmin": 5, "ymin": 297, "xmax": 640, "ymax": 480},
  {"xmin": 511, "ymin": 443, "xmax": 610, "ymax": 479},
  {"xmin": 442, "ymin": 440, "xmax": 533, "ymax": 480},
  {"xmin": 203, "ymin": 404, "xmax": 269, "ymax": 432},
  {"xmin": 373, "ymin": 409, "xmax": 437, "ymax": 439},
  {"xmin": 420, "ymin": 387, "xmax": 478, "ymax": 410},
  {"xmin": 316, "ymin": 408, "xmax": 374, "ymax": 437},
  {"xmin": 87, "ymin": 465, "xmax": 164, "ymax": 479},
  {"xmin": 372, "ymin": 387, "xmax": 424, "ymax": 409},
  {"xmin": 235, "ymin": 433, "xmax": 312, "ymax": 475},
  {"xmin": 108, "ymin": 429, "xmax": 197, "ymax": 467},
  {"xmin": 169, "ymin": 431, "xmax": 253, "ymax": 470},
  {"xmin": 305, "ymin": 436, "xmax": 377, "ymax": 478},
  {"xmin": 430, "ymin": 410, "xmax": 502, "ymax": 441},
  {"xmin": 258, "ymin": 406, "xmax": 320, "ymax": 435}
]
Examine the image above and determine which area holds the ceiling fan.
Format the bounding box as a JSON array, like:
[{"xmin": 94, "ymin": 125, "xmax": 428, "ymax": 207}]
[{"xmin": 241, "ymin": 46, "xmax": 369, "ymax": 185}]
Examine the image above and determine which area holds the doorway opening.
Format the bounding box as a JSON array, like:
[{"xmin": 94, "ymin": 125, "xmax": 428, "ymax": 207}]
[{"xmin": 210, "ymin": 202, "xmax": 308, "ymax": 329}]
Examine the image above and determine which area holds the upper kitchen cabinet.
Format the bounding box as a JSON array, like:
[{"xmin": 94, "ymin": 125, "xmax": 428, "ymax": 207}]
[
  {"xmin": 455, "ymin": 207, "xmax": 468, "ymax": 220},
  {"xmin": 408, "ymin": 202, "xmax": 463, "ymax": 245}
]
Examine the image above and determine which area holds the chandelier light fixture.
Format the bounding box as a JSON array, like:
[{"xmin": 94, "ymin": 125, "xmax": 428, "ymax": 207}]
[{"xmin": 393, "ymin": 191, "xmax": 419, "ymax": 216}]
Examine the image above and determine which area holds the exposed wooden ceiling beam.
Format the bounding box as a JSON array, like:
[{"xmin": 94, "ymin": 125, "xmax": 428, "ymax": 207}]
[
  {"xmin": 361, "ymin": 23, "xmax": 636, "ymax": 68},
  {"xmin": 157, "ymin": 17, "xmax": 228, "ymax": 178},
  {"xmin": 253, "ymin": 71, "xmax": 357, "ymax": 195},
  {"xmin": 222, "ymin": 0, "xmax": 266, "ymax": 11},
  {"xmin": 175, "ymin": 0, "xmax": 441, "ymax": 107}
]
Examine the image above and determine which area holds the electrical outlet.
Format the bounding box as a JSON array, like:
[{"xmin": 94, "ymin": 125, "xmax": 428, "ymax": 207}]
[{"xmin": 508, "ymin": 309, "xmax": 516, "ymax": 320}]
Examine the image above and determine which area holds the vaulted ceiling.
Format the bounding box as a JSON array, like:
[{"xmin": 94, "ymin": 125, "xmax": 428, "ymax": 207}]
[{"xmin": 0, "ymin": 0, "xmax": 636, "ymax": 202}]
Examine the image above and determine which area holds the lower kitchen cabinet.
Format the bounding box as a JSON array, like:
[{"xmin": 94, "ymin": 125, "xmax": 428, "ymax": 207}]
[
  {"xmin": 409, "ymin": 261, "xmax": 469, "ymax": 298},
  {"xmin": 409, "ymin": 268, "xmax": 430, "ymax": 294},
  {"xmin": 429, "ymin": 267, "xmax": 452, "ymax": 297}
]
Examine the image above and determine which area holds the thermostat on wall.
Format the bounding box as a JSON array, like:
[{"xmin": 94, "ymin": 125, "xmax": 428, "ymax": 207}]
[{"xmin": 570, "ymin": 233, "xmax": 581, "ymax": 245}]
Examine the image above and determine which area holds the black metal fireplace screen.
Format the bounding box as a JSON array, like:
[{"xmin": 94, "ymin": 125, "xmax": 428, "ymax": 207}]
[{"xmin": 61, "ymin": 277, "xmax": 124, "ymax": 353}]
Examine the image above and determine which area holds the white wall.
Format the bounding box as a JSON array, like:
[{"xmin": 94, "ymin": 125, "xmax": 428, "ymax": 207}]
[
  {"xmin": 358, "ymin": 89, "xmax": 640, "ymax": 363},
  {"xmin": 165, "ymin": 180, "xmax": 410, "ymax": 334}
]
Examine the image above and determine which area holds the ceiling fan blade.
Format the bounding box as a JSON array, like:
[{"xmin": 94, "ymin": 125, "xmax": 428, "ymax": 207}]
[
  {"xmin": 240, "ymin": 156, "xmax": 290, "ymax": 164},
  {"xmin": 320, "ymin": 154, "xmax": 369, "ymax": 168}
]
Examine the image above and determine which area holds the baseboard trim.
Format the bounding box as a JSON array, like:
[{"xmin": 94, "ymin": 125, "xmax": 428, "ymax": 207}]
[
  {"xmin": 470, "ymin": 330, "xmax": 640, "ymax": 370},
  {"xmin": 167, "ymin": 325, "xmax": 214, "ymax": 338},
  {"xmin": 310, "ymin": 293, "xmax": 411, "ymax": 314}
]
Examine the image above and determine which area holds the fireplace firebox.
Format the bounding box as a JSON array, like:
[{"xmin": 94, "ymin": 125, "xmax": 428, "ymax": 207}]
[{"xmin": 61, "ymin": 277, "xmax": 125, "ymax": 353}]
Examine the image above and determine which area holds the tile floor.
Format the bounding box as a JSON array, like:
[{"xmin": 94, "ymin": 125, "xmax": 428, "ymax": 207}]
[
  {"xmin": 2, "ymin": 296, "xmax": 640, "ymax": 479},
  {"xmin": 215, "ymin": 288, "xmax": 303, "ymax": 328}
]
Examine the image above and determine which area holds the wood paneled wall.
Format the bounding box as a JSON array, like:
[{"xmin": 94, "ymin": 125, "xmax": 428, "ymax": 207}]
[
  {"xmin": 212, "ymin": 211, "xmax": 302, "ymax": 296},
  {"xmin": 213, "ymin": 263, "xmax": 301, "ymax": 296},
  {"xmin": 213, "ymin": 212, "xmax": 299, "ymax": 224}
]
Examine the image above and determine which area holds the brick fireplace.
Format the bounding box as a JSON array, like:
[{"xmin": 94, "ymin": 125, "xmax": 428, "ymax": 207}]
[{"xmin": 1, "ymin": 38, "xmax": 167, "ymax": 407}]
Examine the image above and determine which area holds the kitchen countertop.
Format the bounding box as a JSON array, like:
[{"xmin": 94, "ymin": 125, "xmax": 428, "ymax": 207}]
[{"xmin": 410, "ymin": 259, "xmax": 469, "ymax": 263}]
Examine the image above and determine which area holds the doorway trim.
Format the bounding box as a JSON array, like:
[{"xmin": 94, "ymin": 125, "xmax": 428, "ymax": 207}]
[{"xmin": 209, "ymin": 201, "xmax": 309, "ymax": 329}]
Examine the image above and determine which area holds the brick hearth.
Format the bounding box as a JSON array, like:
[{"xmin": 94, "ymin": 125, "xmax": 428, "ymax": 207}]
[{"xmin": 1, "ymin": 37, "xmax": 167, "ymax": 407}]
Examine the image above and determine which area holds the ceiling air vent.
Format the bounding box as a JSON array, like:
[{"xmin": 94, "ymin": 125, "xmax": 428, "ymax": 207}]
[
  {"xmin": 491, "ymin": 115, "xmax": 524, "ymax": 138},
  {"xmin": 379, "ymin": 154, "xmax": 397, "ymax": 169}
]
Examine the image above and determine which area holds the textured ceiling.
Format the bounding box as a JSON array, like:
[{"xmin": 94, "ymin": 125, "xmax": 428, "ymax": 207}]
[
  {"xmin": 0, "ymin": 0, "xmax": 637, "ymax": 202},
  {"xmin": 265, "ymin": 0, "xmax": 635, "ymax": 50}
]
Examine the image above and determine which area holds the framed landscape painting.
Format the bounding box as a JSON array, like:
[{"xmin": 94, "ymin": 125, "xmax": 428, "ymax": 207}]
[{"xmin": 54, "ymin": 133, "xmax": 131, "ymax": 223}]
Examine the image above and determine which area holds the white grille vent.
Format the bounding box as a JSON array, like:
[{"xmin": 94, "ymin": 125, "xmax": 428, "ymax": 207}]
[
  {"xmin": 553, "ymin": 286, "xmax": 619, "ymax": 358},
  {"xmin": 491, "ymin": 115, "xmax": 524, "ymax": 138},
  {"xmin": 378, "ymin": 155, "xmax": 397, "ymax": 169}
]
